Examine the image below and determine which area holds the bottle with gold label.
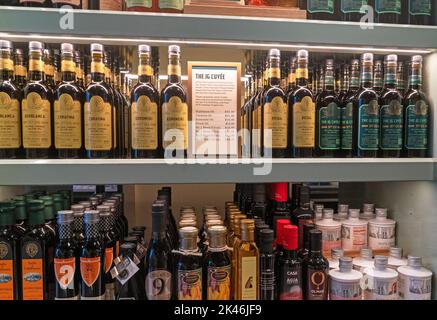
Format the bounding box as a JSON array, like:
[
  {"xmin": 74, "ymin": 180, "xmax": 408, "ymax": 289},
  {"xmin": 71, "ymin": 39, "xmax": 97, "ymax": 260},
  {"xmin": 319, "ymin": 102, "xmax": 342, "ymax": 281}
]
[
  {"xmin": 84, "ymin": 43, "xmax": 113, "ymax": 159},
  {"xmin": 14, "ymin": 48, "xmax": 27, "ymax": 90},
  {"xmin": 22, "ymin": 41, "xmax": 54, "ymax": 159},
  {"xmin": 0, "ymin": 40, "xmax": 22, "ymax": 159},
  {"xmin": 161, "ymin": 45, "xmax": 188, "ymax": 159},
  {"xmin": 261, "ymin": 49, "xmax": 289, "ymax": 158},
  {"xmin": 54, "ymin": 43, "xmax": 84, "ymax": 159},
  {"xmin": 236, "ymin": 219, "xmax": 259, "ymax": 300},
  {"xmin": 130, "ymin": 45, "xmax": 160, "ymax": 158},
  {"xmin": 289, "ymin": 50, "xmax": 315, "ymax": 158},
  {"xmin": 43, "ymin": 49, "xmax": 57, "ymax": 92}
]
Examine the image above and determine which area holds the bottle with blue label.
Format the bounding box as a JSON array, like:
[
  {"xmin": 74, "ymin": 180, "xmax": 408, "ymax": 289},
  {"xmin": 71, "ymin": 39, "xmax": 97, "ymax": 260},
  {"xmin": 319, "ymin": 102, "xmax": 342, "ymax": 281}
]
[
  {"xmin": 403, "ymin": 55, "xmax": 429, "ymax": 158},
  {"xmin": 379, "ymin": 54, "xmax": 403, "ymax": 158},
  {"xmin": 353, "ymin": 53, "xmax": 380, "ymax": 158}
]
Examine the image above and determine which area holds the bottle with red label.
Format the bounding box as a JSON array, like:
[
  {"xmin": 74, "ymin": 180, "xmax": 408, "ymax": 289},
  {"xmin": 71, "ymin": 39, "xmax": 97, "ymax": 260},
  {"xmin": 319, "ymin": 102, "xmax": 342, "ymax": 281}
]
[
  {"xmin": 291, "ymin": 186, "xmax": 314, "ymax": 249},
  {"xmin": 0, "ymin": 202, "xmax": 20, "ymax": 300},
  {"xmin": 20, "ymin": 200, "xmax": 53, "ymax": 300},
  {"xmin": 54, "ymin": 210, "xmax": 79, "ymax": 300},
  {"xmin": 268, "ymin": 182, "xmax": 290, "ymax": 230},
  {"xmin": 80, "ymin": 210, "xmax": 106, "ymax": 300}
]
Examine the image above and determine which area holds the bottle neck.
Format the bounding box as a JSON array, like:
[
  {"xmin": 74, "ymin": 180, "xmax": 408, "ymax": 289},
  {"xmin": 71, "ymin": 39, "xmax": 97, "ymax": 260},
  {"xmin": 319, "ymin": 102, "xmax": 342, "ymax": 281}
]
[
  {"xmin": 324, "ymin": 66, "xmax": 334, "ymax": 91},
  {"xmin": 296, "ymin": 61, "xmax": 308, "ymax": 87},
  {"xmin": 59, "ymin": 222, "xmax": 74, "ymax": 240},
  {"xmin": 138, "ymin": 57, "xmax": 153, "ymax": 84},
  {"xmin": 168, "ymin": 54, "xmax": 181, "ymax": 84},
  {"xmin": 84, "ymin": 222, "xmax": 100, "ymax": 239},
  {"xmin": 384, "ymin": 63, "xmax": 397, "ymax": 89},
  {"xmin": 361, "ymin": 62, "xmax": 374, "ymax": 89},
  {"xmin": 350, "ymin": 66, "xmax": 360, "ymax": 90},
  {"xmin": 409, "ymin": 63, "xmax": 422, "ymax": 90},
  {"xmin": 153, "ymin": 231, "xmax": 167, "ymax": 240}
]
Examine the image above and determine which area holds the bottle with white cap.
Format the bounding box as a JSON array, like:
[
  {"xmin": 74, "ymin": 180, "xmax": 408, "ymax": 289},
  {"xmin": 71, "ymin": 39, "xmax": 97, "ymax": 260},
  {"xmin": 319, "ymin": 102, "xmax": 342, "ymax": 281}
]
[
  {"xmin": 341, "ymin": 209, "xmax": 368, "ymax": 252},
  {"xmin": 360, "ymin": 203, "xmax": 375, "ymax": 220},
  {"xmin": 328, "ymin": 248, "xmax": 344, "ymax": 270},
  {"xmin": 362, "ymin": 255, "xmax": 398, "ymax": 300},
  {"xmin": 352, "ymin": 248, "xmax": 374, "ymax": 272},
  {"xmin": 353, "ymin": 52, "xmax": 380, "ymax": 158},
  {"xmin": 368, "ymin": 208, "xmax": 396, "ymax": 250},
  {"xmin": 387, "ymin": 247, "xmax": 407, "ymax": 270},
  {"xmin": 130, "ymin": 44, "xmax": 160, "ymax": 159},
  {"xmin": 315, "ymin": 208, "xmax": 341, "ymax": 257},
  {"xmin": 161, "ymin": 45, "xmax": 188, "ymax": 159},
  {"xmin": 398, "ymin": 256, "xmax": 432, "ymax": 300},
  {"xmin": 379, "ymin": 54, "xmax": 403, "ymax": 158},
  {"xmin": 334, "ymin": 204, "xmax": 348, "ymax": 221},
  {"xmin": 329, "ymin": 257, "xmax": 363, "ymax": 300},
  {"xmin": 262, "ymin": 48, "xmax": 288, "ymax": 158},
  {"xmin": 0, "ymin": 39, "xmax": 21, "ymax": 159}
]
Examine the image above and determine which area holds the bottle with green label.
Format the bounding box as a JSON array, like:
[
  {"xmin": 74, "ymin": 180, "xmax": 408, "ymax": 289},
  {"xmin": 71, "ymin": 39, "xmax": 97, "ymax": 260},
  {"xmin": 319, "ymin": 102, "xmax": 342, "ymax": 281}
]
[
  {"xmin": 316, "ymin": 59, "xmax": 341, "ymax": 158},
  {"xmin": 340, "ymin": 0, "xmax": 369, "ymax": 21},
  {"xmin": 404, "ymin": 0, "xmax": 432, "ymax": 25},
  {"xmin": 375, "ymin": 0, "xmax": 402, "ymax": 24},
  {"xmin": 379, "ymin": 54, "xmax": 403, "ymax": 158},
  {"xmin": 353, "ymin": 53, "xmax": 380, "ymax": 158},
  {"xmin": 403, "ymin": 55, "xmax": 429, "ymax": 158},
  {"xmin": 307, "ymin": 0, "xmax": 336, "ymax": 20},
  {"xmin": 158, "ymin": 0, "xmax": 183, "ymax": 13}
]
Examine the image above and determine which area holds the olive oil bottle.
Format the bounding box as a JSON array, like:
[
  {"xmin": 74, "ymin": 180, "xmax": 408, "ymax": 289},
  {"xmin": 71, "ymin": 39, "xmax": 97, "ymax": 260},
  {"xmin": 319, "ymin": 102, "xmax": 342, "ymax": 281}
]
[
  {"xmin": 43, "ymin": 49, "xmax": 57, "ymax": 92},
  {"xmin": 14, "ymin": 48, "xmax": 27, "ymax": 90}
]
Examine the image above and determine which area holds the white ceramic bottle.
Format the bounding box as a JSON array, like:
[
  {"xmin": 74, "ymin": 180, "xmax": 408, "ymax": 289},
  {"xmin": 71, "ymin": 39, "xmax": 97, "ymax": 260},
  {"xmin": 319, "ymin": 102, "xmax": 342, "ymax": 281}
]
[
  {"xmin": 314, "ymin": 203, "xmax": 324, "ymax": 221},
  {"xmin": 360, "ymin": 203, "xmax": 375, "ymax": 221},
  {"xmin": 341, "ymin": 209, "xmax": 368, "ymax": 252},
  {"xmin": 315, "ymin": 209, "xmax": 342, "ymax": 257},
  {"xmin": 387, "ymin": 247, "xmax": 407, "ymax": 270},
  {"xmin": 353, "ymin": 248, "xmax": 374, "ymax": 272},
  {"xmin": 334, "ymin": 204, "xmax": 349, "ymax": 221},
  {"xmin": 329, "ymin": 257, "xmax": 363, "ymax": 300},
  {"xmin": 362, "ymin": 255, "xmax": 398, "ymax": 300},
  {"xmin": 368, "ymin": 208, "xmax": 396, "ymax": 250},
  {"xmin": 398, "ymin": 256, "xmax": 433, "ymax": 300}
]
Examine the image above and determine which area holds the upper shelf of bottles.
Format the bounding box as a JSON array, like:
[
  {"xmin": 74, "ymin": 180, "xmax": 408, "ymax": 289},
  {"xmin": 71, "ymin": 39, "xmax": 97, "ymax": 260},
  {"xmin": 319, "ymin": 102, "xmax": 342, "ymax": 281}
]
[{"xmin": 0, "ymin": 7, "xmax": 437, "ymax": 53}]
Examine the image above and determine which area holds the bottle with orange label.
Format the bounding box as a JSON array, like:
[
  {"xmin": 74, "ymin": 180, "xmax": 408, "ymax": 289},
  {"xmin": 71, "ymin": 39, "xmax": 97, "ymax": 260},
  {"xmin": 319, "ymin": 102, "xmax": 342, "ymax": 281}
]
[
  {"xmin": 54, "ymin": 210, "xmax": 80, "ymax": 300},
  {"xmin": 97, "ymin": 205, "xmax": 117, "ymax": 300},
  {"xmin": 20, "ymin": 200, "xmax": 54, "ymax": 300},
  {"xmin": 80, "ymin": 210, "xmax": 106, "ymax": 300},
  {"xmin": 0, "ymin": 202, "xmax": 20, "ymax": 300}
]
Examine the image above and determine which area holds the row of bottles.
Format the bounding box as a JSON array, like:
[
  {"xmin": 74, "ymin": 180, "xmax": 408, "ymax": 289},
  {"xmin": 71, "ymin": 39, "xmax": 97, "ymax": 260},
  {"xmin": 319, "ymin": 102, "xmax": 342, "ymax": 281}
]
[{"xmin": 241, "ymin": 49, "xmax": 430, "ymax": 159}]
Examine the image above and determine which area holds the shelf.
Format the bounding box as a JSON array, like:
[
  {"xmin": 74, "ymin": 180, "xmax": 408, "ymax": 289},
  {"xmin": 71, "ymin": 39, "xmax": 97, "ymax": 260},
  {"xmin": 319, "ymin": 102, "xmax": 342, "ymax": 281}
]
[
  {"xmin": 0, "ymin": 7, "xmax": 436, "ymax": 53},
  {"xmin": 0, "ymin": 158, "xmax": 434, "ymax": 185}
]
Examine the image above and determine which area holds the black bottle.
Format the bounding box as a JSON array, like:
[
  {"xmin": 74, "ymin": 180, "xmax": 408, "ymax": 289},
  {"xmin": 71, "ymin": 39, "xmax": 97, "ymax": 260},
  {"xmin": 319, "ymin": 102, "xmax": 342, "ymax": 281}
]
[
  {"xmin": 403, "ymin": 55, "xmax": 429, "ymax": 158},
  {"xmin": 80, "ymin": 210, "xmax": 106, "ymax": 300},
  {"xmin": 278, "ymin": 224, "xmax": 303, "ymax": 300},
  {"xmin": 291, "ymin": 186, "xmax": 314, "ymax": 249},
  {"xmin": 307, "ymin": 0, "xmax": 336, "ymax": 20},
  {"xmin": 303, "ymin": 229, "xmax": 329, "ymax": 300},
  {"xmin": 375, "ymin": 0, "xmax": 401, "ymax": 23},
  {"xmin": 337, "ymin": 63, "xmax": 350, "ymax": 105},
  {"xmin": 289, "ymin": 50, "xmax": 315, "ymax": 158},
  {"xmin": 145, "ymin": 202, "xmax": 173, "ymax": 300},
  {"xmin": 298, "ymin": 223, "xmax": 315, "ymax": 260},
  {"xmin": 130, "ymin": 45, "xmax": 161, "ymax": 158},
  {"xmin": 14, "ymin": 48, "xmax": 27, "ymax": 90},
  {"xmin": 261, "ymin": 49, "xmax": 289, "ymax": 158},
  {"xmin": 373, "ymin": 60, "xmax": 384, "ymax": 95},
  {"xmin": 0, "ymin": 202, "xmax": 20, "ymax": 300},
  {"xmin": 340, "ymin": 0, "xmax": 369, "ymax": 21},
  {"xmin": 251, "ymin": 184, "xmax": 268, "ymax": 222},
  {"xmin": 19, "ymin": 0, "xmax": 51, "ymax": 7},
  {"xmin": 0, "ymin": 40, "xmax": 21, "ymax": 159},
  {"xmin": 406, "ymin": 0, "xmax": 432, "ymax": 25},
  {"xmin": 54, "ymin": 210, "xmax": 80, "ymax": 300},
  {"xmin": 316, "ymin": 59, "xmax": 341, "ymax": 157},
  {"xmin": 259, "ymin": 229, "xmax": 275, "ymax": 300},
  {"xmin": 13, "ymin": 196, "xmax": 28, "ymax": 236},
  {"xmin": 39, "ymin": 195, "xmax": 57, "ymax": 239},
  {"xmin": 353, "ymin": 53, "xmax": 380, "ymax": 158},
  {"xmin": 116, "ymin": 242, "xmax": 146, "ymax": 300},
  {"xmin": 379, "ymin": 54, "xmax": 403, "ymax": 158},
  {"xmin": 22, "ymin": 41, "xmax": 54, "ymax": 159}
]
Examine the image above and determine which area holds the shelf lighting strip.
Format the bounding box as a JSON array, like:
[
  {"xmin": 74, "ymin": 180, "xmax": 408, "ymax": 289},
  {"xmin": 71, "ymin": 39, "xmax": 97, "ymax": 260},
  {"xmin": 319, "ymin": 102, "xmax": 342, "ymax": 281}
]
[{"xmin": 0, "ymin": 33, "xmax": 431, "ymax": 55}]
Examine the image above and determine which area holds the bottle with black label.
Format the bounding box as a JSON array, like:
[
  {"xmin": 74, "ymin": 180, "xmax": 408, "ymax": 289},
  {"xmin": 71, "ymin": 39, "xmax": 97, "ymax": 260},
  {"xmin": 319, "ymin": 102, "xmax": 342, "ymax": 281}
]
[
  {"xmin": 291, "ymin": 186, "xmax": 314, "ymax": 250},
  {"xmin": 14, "ymin": 48, "xmax": 27, "ymax": 90},
  {"xmin": 340, "ymin": 0, "xmax": 369, "ymax": 21},
  {"xmin": 403, "ymin": 55, "xmax": 429, "ymax": 158},
  {"xmin": 0, "ymin": 40, "xmax": 21, "ymax": 159},
  {"xmin": 80, "ymin": 210, "xmax": 106, "ymax": 300},
  {"xmin": 22, "ymin": 41, "xmax": 54, "ymax": 159},
  {"xmin": 54, "ymin": 43, "xmax": 84, "ymax": 159},
  {"xmin": 289, "ymin": 50, "xmax": 315, "ymax": 158},
  {"xmin": 54, "ymin": 210, "xmax": 80, "ymax": 300},
  {"xmin": 259, "ymin": 228, "xmax": 275, "ymax": 300},
  {"xmin": 130, "ymin": 45, "xmax": 160, "ymax": 158},
  {"xmin": 145, "ymin": 202, "xmax": 173, "ymax": 300},
  {"xmin": 84, "ymin": 43, "xmax": 114, "ymax": 159},
  {"xmin": 379, "ymin": 54, "xmax": 403, "ymax": 158},
  {"xmin": 298, "ymin": 223, "xmax": 315, "ymax": 260},
  {"xmin": 303, "ymin": 229, "xmax": 329, "ymax": 300},
  {"xmin": 203, "ymin": 225, "xmax": 231, "ymax": 300},
  {"xmin": 0, "ymin": 202, "xmax": 20, "ymax": 300},
  {"xmin": 20, "ymin": 200, "xmax": 53, "ymax": 300},
  {"xmin": 261, "ymin": 49, "xmax": 289, "ymax": 158},
  {"xmin": 161, "ymin": 45, "xmax": 188, "ymax": 159},
  {"xmin": 316, "ymin": 59, "xmax": 341, "ymax": 157},
  {"xmin": 307, "ymin": 0, "xmax": 336, "ymax": 20},
  {"xmin": 353, "ymin": 53, "xmax": 380, "ymax": 158},
  {"xmin": 375, "ymin": 0, "xmax": 401, "ymax": 23},
  {"xmin": 13, "ymin": 196, "xmax": 28, "ymax": 236},
  {"xmin": 116, "ymin": 242, "xmax": 146, "ymax": 300}
]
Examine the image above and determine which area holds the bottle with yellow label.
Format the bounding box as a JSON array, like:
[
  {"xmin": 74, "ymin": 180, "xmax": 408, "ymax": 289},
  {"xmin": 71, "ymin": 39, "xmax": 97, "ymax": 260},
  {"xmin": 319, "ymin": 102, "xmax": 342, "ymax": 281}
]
[
  {"xmin": 261, "ymin": 49, "xmax": 289, "ymax": 158},
  {"xmin": 288, "ymin": 49, "xmax": 315, "ymax": 158},
  {"xmin": 54, "ymin": 43, "xmax": 84, "ymax": 159},
  {"xmin": 13, "ymin": 48, "xmax": 27, "ymax": 90},
  {"xmin": 130, "ymin": 45, "xmax": 160, "ymax": 158},
  {"xmin": 22, "ymin": 41, "xmax": 54, "ymax": 159},
  {"xmin": 84, "ymin": 43, "xmax": 114, "ymax": 159},
  {"xmin": 161, "ymin": 45, "xmax": 188, "ymax": 158},
  {"xmin": 0, "ymin": 40, "xmax": 22, "ymax": 159}
]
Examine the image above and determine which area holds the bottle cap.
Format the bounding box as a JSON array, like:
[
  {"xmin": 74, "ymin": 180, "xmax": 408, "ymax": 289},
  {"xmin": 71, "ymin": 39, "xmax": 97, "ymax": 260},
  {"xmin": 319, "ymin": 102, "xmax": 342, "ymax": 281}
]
[
  {"xmin": 349, "ymin": 209, "xmax": 360, "ymax": 218},
  {"xmin": 412, "ymin": 55, "xmax": 422, "ymax": 63},
  {"xmin": 241, "ymin": 219, "xmax": 255, "ymax": 241},
  {"xmin": 259, "ymin": 228, "xmax": 274, "ymax": 253},
  {"xmin": 91, "ymin": 43, "xmax": 103, "ymax": 52},
  {"xmin": 208, "ymin": 225, "xmax": 227, "ymax": 249},
  {"xmin": 297, "ymin": 49, "xmax": 308, "ymax": 60},
  {"xmin": 339, "ymin": 256, "xmax": 353, "ymax": 272},
  {"xmin": 314, "ymin": 204, "xmax": 324, "ymax": 213},
  {"xmin": 29, "ymin": 41, "xmax": 43, "ymax": 51},
  {"xmin": 39, "ymin": 195, "xmax": 54, "ymax": 206},
  {"xmin": 139, "ymin": 44, "xmax": 151, "ymax": 53},
  {"xmin": 123, "ymin": 236, "xmax": 139, "ymax": 245},
  {"xmin": 351, "ymin": 59, "xmax": 360, "ymax": 66},
  {"xmin": 61, "ymin": 43, "xmax": 74, "ymax": 53},
  {"xmin": 84, "ymin": 210, "xmax": 100, "ymax": 224},
  {"xmin": 152, "ymin": 202, "xmax": 166, "ymax": 233},
  {"xmin": 325, "ymin": 59, "xmax": 334, "ymax": 66},
  {"xmin": 389, "ymin": 247, "xmax": 403, "ymax": 259},
  {"xmin": 283, "ymin": 225, "xmax": 298, "ymax": 251},
  {"xmin": 374, "ymin": 255, "xmax": 388, "ymax": 270},
  {"xmin": 275, "ymin": 219, "xmax": 291, "ymax": 245},
  {"xmin": 331, "ymin": 248, "xmax": 344, "ymax": 260},
  {"xmin": 268, "ymin": 48, "xmax": 280, "ymax": 57},
  {"xmin": 338, "ymin": 204, "xmax": 349, "ymax": 215},
  {"xmin": 360, "ymin": 248, "xmax": 373, "ymax": 259},
  {"xmin": 57, "ymin": 210, "xmax": 74, "ymax": 224},
  {"xmin": 0, "ymin": 40, "xmax": 12, "ymax": 50},
  {"xmin": 0, "ymin": 203, "xmax": 15, "ymax": 226},
  {"xmin": 168, "ymin": 45, "xmax": 180, "ymax": 54},
  {"xmin": 299, "ymin": 186, "xmax": 310, "ymax": 205},
  {"xmin": 79, "ymin": 201, "xmax": 91, "ymax": 209},
  {"xmin": 361, "ymin": 52, "xmax": 373, "ymax": 62},
  {"xmin": 120, "ymin": 242, "xmax": 137, "ymax": 257},
  {"xmin": 322, "ymin": 208, "xmax": 334, "ymax": 219},
  {"xmin": 363, "ymin": 203, "xmax": 374, "ymax": 213},
  {"xmin": 309, "ymin": 229, "xmax": 322, "ymax": 252},
  {"xmin": 385, "ymin": 54, "xmax": 398, "ymax": 63},
  {"xmin": 179, "ymin": 226, "xmax": 198, "ymax": 251},
  {"xmin": 407, "ymin": 256, "xmax": 423, "ymax": 268},
  {"xmin": 375, "ymin": 208, "xmax": 388, "ymax": 218}
]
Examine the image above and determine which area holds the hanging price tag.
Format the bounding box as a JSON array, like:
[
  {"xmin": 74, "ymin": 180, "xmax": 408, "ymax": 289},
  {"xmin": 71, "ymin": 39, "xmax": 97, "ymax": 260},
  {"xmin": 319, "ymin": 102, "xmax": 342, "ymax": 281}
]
[{"xmin": 110, "ymin": 257, "xmax": 139, "ymax": 285}]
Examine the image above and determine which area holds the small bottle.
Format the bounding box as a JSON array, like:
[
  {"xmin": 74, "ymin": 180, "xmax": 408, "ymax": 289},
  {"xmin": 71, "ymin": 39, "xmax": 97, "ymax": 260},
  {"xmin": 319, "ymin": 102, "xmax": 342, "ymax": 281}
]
[
  {"xmin": 14, "ymin": 48, "xmax": 27, "ymax": 90},
  {"xmin": 387, "ymin": 247, "xmax": 407, "ymax": 270},
  {"xmin": 315, "ymin": 209, "xmax": 341, "ymax": 257},
  {"xmin": 259, "ymin": 229, "xmax": 275, "ymax": 300},
  {"xmin": 353, "ymin": 248, "xmax": 374, "ymax": 272},
  {"xmin": 363, "ymin": 255, "xmax": 398, "ymax": 300},
  {"xmin": 341, "ymin": 209, "xmax": 368, "ymax": 252},
  {"xmin": 329, "ymin": 257, "xmax": 363, "ymax": 300},
  {"xmin": 334, "ymin": 204, "xmax": 349, "ymax": 221},
  {"xmin": 269, "ymin": 182, "xmax": 290, "ymax": 231},
  {"xmin": 328, "ymin": 248, "xmax": 344, "ymax": 270},
  {"xmin": 314, "ymin": 204, "xmax": 324, "ymax": 221},
  {"xmin": 360, "ymin": 203, "xmax": 375, "ymax": 221},
  {"xmin": 398, "ymin": 256, "xmax": 432, "ymax": 300},
  {"xmin": 368, "ymin": 208, "xmax": 396, "ymax": 250}
]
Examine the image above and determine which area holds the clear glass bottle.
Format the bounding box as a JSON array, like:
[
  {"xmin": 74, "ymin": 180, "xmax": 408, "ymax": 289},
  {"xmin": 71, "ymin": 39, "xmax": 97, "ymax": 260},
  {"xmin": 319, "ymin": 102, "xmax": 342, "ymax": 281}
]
[
  {"xmin": 353, "ymin": 247, "xmax": 374, "ymax": 272},
  {"xmin": 387, "ymin": 247, "xmax": 407, "ymax": 270},
  {"xmin": 334, "ymin": 203, "xmax": 349, "ymax": 221},
  {"xmin": 329, "ymin": 257, "xmax": 363, "ymax": 300},
  {"xmin": 368, "ymin": 208, "xmax": 396, "ymax": 250},
  {"xmin": 315, "ymin": 209, "xmax": 342, "ymax": 257},
  {"xmin": 363, "ymin": 255, "xmax": 398, "ymax": 300},
  {"xmin": 341, "ymin": 208, "xmax": 368, "ymax": 252},
  {"xmin": 398, "ymin": 256, "xmax": 432, "ymax": 300}
]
